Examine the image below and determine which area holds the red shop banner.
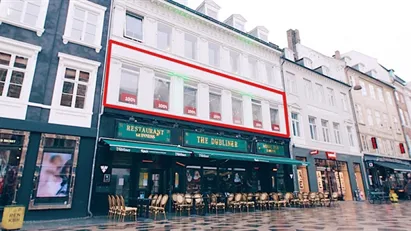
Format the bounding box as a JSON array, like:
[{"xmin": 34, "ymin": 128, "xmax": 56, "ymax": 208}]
[
  {"xmin": 184, "ymin": 106, "xmax": 197, "ymax": 115},
  {"xmin": 326, "ymin": 151, "xmax": 337, "ymax": 160},
  {"xmin": 154, "ymin": 100, "xmax": 169, "ymax": 110},
  {"xmin": 210, "ymin": 112, "xmax": 221, "ymax": 120},
  {"xmin": 253, "ymin": 120, "xmax": 263, "ymax": 128},
  {"xmin": 119, "ymin": 93, "xmax": 137, "ymax": 105},
  {"xmin": 310, "ymin": 150, "xmax": 319, "ymax": 155},
  {"xmin": 271, "ymin": 124, "xmax": 280, "ymax": 131}
]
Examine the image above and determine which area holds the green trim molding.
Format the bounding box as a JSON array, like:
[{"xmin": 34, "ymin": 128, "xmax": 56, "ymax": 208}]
[
  {"xmin": 183, "ymin": 131, "xmax": 248, "ymax": 152},
  {"xmin": 116, "ymin": 122, "xmax": 171, "ymax": 143}
]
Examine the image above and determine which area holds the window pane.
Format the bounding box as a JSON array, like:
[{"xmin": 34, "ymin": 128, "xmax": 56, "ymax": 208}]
[
  {"xmin": 72, "ymin": 18, "xmax": 84, "ymax": 31},
  {"xmin": 14, "ymin": 56, "xmax": 28, "ymax": 69},
  {"xmin": 74, "ymin": 7, "xmax": 86, "ymax": 19},
  {"xmin": 119, "ymin": 67, "xmax": 139, "ymax": 105},
  {"xmin": 0, "ymin": 68, "xmax": 8, "ymax": 82},
  {"xmin": 10, "ymin": 71, "xmax": 25, "ymax": 85},
  {"xmin": 230, "ymin": 51, "xmax": 239, "ymax": 74},
  {"xmin": 7, "ymin": 84, "xmax": 22, "ymax": 98},
  {"xmin": 65, "ymin": 68, "xmax": 76, "ymax": 80},
  {"xmin": 157, "ymin": 23, "xmax": 171, "ymax": 51},
  {"xmin": 125, "ymin": 13, "xmax": 143, "ymax": 40},
  {"xmin": 71, "ymin": 29, "xmax": 82, "ymax": 41},
  {"xmin": 209, "ymin": 92, "xmax": 221, "ymax": 120},
  {"xmin": 87, "ymin": 12, "xmax": 98, "ymax": 24},
  {"xmin": 24, "ymin": 2, "xmax": 40, "ymax": 25},
  {"xmin": 7, "ymin": 1, "xmax": 23, "ymax": 21},
  {"xmin": 208, "ymin": 43, "xmax": 219, "ymax": 67},
  {"xmin": 84, "ymin": 33, "xmax": 95, "ymax": 44},
  {"xmin": 153, "ymin": 77, "xmax": 170, "ymax": 110},
  {"xmin": 0, "ymin": 82, "xmax": 3, "ymax": 96},
  {"xmin": 0, "ymin": 52, "xmax": 11, "ymax": 66},
  {"xmin": 75, "ymin": 96, "xmax": 85, "ymax": 109},
  {"xmin": 79, "ymin": 71, "xmax": 89, "ymax": 82},
  {"xmin": 184, "ymin": 34, "xmax": 196, "ymax": 59},
  {"xmin": 60, "ymin": 94, "xmax": 73, "ymax": 107},
  {"xmin": 85, "ymin": 23, "xmax": 96, "ymax": 35},
  {"xmin": 62, "ymin": 81, "xmax": 74, "ymax": 94},
  {"xmin": 271, "ymin": 108, "xmax": 280, "ymax": 131},
  {"xmin": 252, "ymin": 102, "xmax": 262, "ymax": 128},
  {"xmin": 76, "ymin": 84, "xmax": 87, "ymax": 97},
  {"xmin": 232, "ymin": 97, "xmax": 243, "ymax": 125},
  {"xmin": 184, "ymin": 86, "xmax": 197, "ymax": 116}
]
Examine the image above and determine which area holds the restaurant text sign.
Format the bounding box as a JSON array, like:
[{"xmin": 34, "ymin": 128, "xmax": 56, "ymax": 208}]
[
  {"xmin": 184, "ymin": 132, "xmax": 248, "ymax": 152},
  {"xmin": 256, "ymin": 142, "xmax": 285, "ymax": 156},
  {"xmin": 116, "ymin": 122, "xmax": 171, "ymax": 143}
]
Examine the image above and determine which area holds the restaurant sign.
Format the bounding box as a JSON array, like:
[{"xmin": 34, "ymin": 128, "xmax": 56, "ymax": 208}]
[
  {"xmin": 184, "ymin": 132, "xmax": 248, "ymax": 152},
  {"xmin": 256, "ymin": 142, "xmax": 285, "ymax": 156},
  {"xmin": 116, "ymin": 122, "xmax": 171, "ymax": 143}
]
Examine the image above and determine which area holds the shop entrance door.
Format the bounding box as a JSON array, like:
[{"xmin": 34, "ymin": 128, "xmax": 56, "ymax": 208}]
[
  {"xmin": 110, "ymin": 168, "xmax": 131, "ymax": 204},
  {"xmin": 137, "ymin": 169, "xmax": 166, "ymax": 197}
]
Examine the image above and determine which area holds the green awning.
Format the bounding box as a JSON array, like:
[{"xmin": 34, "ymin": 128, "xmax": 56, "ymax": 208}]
[
  {"xmin": 374, "ymin": 161, "xmax": 411, "ymax": 172},
  {"xmin": 184, "ymin": 148, "xmax": 308, "ymax": 166},
  {"xmin": 102, "ymin": 139, "xmax": 191, "ymax": 157}
]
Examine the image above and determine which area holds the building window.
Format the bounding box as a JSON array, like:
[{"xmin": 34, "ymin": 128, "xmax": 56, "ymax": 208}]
[
  {"xmin": 393, "ymin": 116, "xmax": 400, "ymax": 133},
  {"xmin": 355, "ymin": 104, "xmax": 364, "ymax": 123},
  {"xmin": 0, "ymin": 0, "xmax": 49, "ymax": 36},
  {"xmin": 304, "ymin": 79, "xmax": 313, "ymax": 99},
  {"xmin": 386, "ymin": 92, "xmax": 393, "ymax": 105},
  {"xmin": 348, "ymin": 75, "xmax": 355, "ymax": 87},
  {"xmin": 316, "ymin": 83, "xmax": 324, "ymax": 103},
  {"xmin": 252, "ymin": 99, "xmax": 262, "ymax": 128},
  {"xmin": 369, "ymin": 85, "xmax": 376, "ymax": 99},
  {"xmin": 209, "ymin": 90, "xmax": 222, "ymax": 121},
  {"xmin": 157, "ymin": 23, "xmax": 172, "ymax": 51},
  {"xmin": 184, "ymin": 33, "xmax": 197, "ymax": 60},
  {"xmin": 125, "ymin": 13, "xmax": 143, "ymax": 41},
  {"xmin": 327, "ymin": 88, "xmax": 335, "ymax": 106},
  {"xmin": 321, "ymin": 120, "xmax": 330, "ymax": 142},
  {"xmin": 266, "ymin": 63, "xmax": 275, "ymax": 85},
  {"xmin": 367, "ymin": 109, "xmax": 373, "ymax": 126},
  {"xmin": 271, "ymin": 108, "xmax": 280, "ymax": 131},
  {"xmin": 0, "ymin": 52, "xmax": 28, "ymax": 99},
  {"xmin": 378, "ymin": 138, "xmax": 386, "ymax": 154},
  {"xmin": 399, "ymin": 109, "xmax": 406, "ymax": 126},
  {"xmin": 291, "ymin": 112, "xmax": 300, "ymax": 136},
  {"xmin": 377, "ymin": 87, "xmax": 384, "ymax": 102},
  {"xmin": 382, "ymin": 113, "xmax": 389, "ymax": 129},
  {"xmin": 399, "ymin": 94, "xmax": 404, "ymax": 103},
  {"xmin": 333, "ymin": 123, "xmax": 341, "ymax": 144},
  {"xmin": 183, "ymin": 83, "xmax": 197, "ymax": 116},
  {"xmin": 375, "ymin": 111, "xmax": 381, "ymax": 127},
  {"xmin": 248, "ymin": 56, "xmax": 258, "ymax": 80},
  {"xmin": 347, "ymin": 126, "xmax": 354, "ymax": 147},
  {"xmin": 62, "ymin": 0, "xmax": 106, "ymax": 52},
  {"xmin": 118, "ymin": 64, "xmax": 139, "ymax": 105},
  {"xmin": 286, "ymin": 72, "xmax": 297, "ymax": 94},
  {"xmin": 153, "ymin": 73, "xmax": 170, "ymax": 111},
  {"xmin": 361, "ymin": 134, "xmax": 369, "ymax": 151},
  {"xmin": 395, "ymin": 92, "xmax": 399, "ymax": 101},
  {"xmin": 386, "ymin": 140, "xmax": 393, "ymax": 155},
  {"xmin": 229, "ymin": 50, "xmax": 240, "ymax": 74},
  {"xmin": 208, "ymin": 42, "xmax": 220, "ymax": 67},
  {"xmin": 359, "ymin": 81, "xmax": 367, "ymax": 96},
  {"xmin": 340, "ymin": 93, "xmax": 348, "ymax": 111},
  {"xmin": 309, "ymin": 116, "xmax": 318, "ymax": 140},
  {"xmin": 232, "ymin": 96, "xmax": 243, "ymax": 125},
  {"xmin": 59, "ymin": 69, "xmax": 89, "ymax": 109}
]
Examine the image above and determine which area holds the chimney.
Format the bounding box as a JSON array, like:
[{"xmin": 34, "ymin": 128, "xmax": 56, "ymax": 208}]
[
  {"xmin": 287, "ymin": 29, "xmax": 300, "ymax": 59},
  {"xmin": 334, "ymin": 50, "xmax": 341, "ymax": 60}
]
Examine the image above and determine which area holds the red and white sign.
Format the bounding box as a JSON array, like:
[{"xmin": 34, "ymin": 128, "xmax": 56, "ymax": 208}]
[
  {"xmin": 184, "ymin": 106, "xmax": 197, "ymax": 115},
  {"xmin": 119, "ymin": 93, "xmax": 137, "ymax": 105},
  {"xmin": 233, "ymin": 117, "xmax": 242, "ymax": 125},
  {"xmin": 154, "ymin": 100, "xmax": 169, "ymax": 110},
  {"xmin": 271, "ymin": 124, "xmax": 280, "ymax": 131},
  {"xmin": 310, "ymin": 150, "xmax": 319, "ymax": 155},
  {"xmin": 210, "ymin": 112, "xmax": 221, "ymax": 120},
  {"xmin": 253, "ymin": 120, "xmax": 263, "ymax": 128},
  {"xmin": 326, "ymin": 151, "xmax": 337, "ymax": 160}
]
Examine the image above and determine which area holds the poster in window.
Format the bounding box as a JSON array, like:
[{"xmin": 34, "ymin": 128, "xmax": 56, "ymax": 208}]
[
  {"xmin": 0, "ymin": 150, "xmax": 11, "ymax": 196},
  {"xmin": 36, "ymin": 152, "xmax": 72, "ymax": 198},
  {"xmin": 186, "ymin": 169, "xmax": 201, "ymax": 194}
]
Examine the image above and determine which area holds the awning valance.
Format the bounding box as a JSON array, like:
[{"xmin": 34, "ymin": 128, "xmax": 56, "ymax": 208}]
[
  {"xmin": 184, "ymin": 148, "xmax": 308, "ymax": 166},
  {"xmin": 102, "ymin": 139, "xmax": 191, "ymax": 157},
  {"xmin": 373, "ymin": 161, "xmax": 411, "ymax": 172}
]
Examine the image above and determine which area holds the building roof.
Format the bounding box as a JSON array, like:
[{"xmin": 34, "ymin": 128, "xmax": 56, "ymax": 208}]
[
  {"xmin": 346, "ymin": 66, "xmax": 395, "ymax": 89},
  {"xmin": 379, "ymin": 64, "xmax": 406, "ymax": 86},
  {"xmin": 165, "ymin": 0, "xmax": 282, "ymax": 52},
  {"xmin": 284, "ymin": 58, "xmax": 351, "ymax": 88}
]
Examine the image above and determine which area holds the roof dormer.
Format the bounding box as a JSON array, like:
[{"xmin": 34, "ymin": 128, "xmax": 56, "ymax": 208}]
[
  {"xmin": 249, "ymin": 26, "xmax": 269, "ymax": 41},
  {"xmin": 352, "ymin": 63, "xmax": 365, "ymax": 72},
  {"xmin": 296, "ymin": 57, "xmax": 313, "ymax": 69},
  {"xmin": 196, "ymin": 0, "xmax": 221, "ymax": 20},
  {"xmin": 314, "ymin": 65, "xmax": 330, "ymax": 75},
  {"xmin": 224, "ymin": 14, "xmax": 247, "ymax": 31},
  {"xmin": 366, "ymin": 69, "xmax": 377, "ymax": 77}
]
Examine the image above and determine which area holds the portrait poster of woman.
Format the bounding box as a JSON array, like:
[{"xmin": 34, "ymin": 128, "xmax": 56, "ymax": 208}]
[
  {"xmin": 186, "ymin": 169, "xmax": 201, "ymax": 194},
  {"xmin": 36, "ymin": 152, "xmax": 72, "ymax": 198}
]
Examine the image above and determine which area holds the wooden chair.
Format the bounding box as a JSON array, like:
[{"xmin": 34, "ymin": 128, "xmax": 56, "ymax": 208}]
[
  {"xmin": 284, "ymin": 192, "xmax": 293, "ymax": 207},
  {"xmin": 298, "ymin": 192, "xmax": 310, "ymax": 208},
  {"xmin": 209, "ymin": 194, "xmax": 225, "ymax": 214},
  {"xmin": 152, "ymin": 194, "xmax": 169, "ymax": 220},
  {"xmin": 175, "ymin": 194, "xmax": 186, "ymax": 216},
  {"xmin": 268, "ymin": 193, "xmax": 276, "ymax": 209},
  {"xmin": 256, "ymin": 193, "xmax": 268, "ymax": 210},
  {"xmin": 108, "ymin": 195, "xmax": 114, "ymax": 218},
  {"xmin": 244, "ymin": 193, "xmax": 255, "ymax": 212},
  {"xmin": 193, "ymin": 193, "xmax": 205, "ymax": 214},
  {"xmin": 227, "ymin": 193, "xmax": 235, "ymax": 212},
  {"xmin": 232, "ymin": 193, "xmax": 243, "ymax": 212},
  {"xmin": 330, "ymin": 192, "xmax": 339, "ymax": 206},
  {"xmin": 184, "ymin": 194, "xmax": 193, "ymax": 215},
  {"xmin": 117, "ymin": 195, "xmax": 137, "ymax": 222},
  {"xmin": 309, "ymin": 192, "xmax": 320, "ymax": 207}
]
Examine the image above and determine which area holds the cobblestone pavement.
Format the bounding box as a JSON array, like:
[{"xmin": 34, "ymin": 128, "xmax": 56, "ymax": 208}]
[{"xmin": 22, "ymin": 201, "xmax": 411, "ymax": 231}]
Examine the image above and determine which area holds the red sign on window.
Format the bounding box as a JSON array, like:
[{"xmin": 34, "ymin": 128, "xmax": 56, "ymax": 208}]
[
  {"xmin": 184, "ymin": 106, "xmax": 197, "ymax": 115},
  {"xmin": 326, "ymin": 151, "xmax": 337, "ymax": 160},
  {"xmin": 119, "ymin": 93, "xmax": 137, "ymax": 105},
  {"xmin": 233, "ymin": 117, "xmax": 242, "ymax": 125},
  {"xmin": 400, "ymin": 143, "xmax": 406, "ymax": 154},
  {"xmin": 310, "ymin": 150, "xmax": 319, "ymax": 155},
  {"xmin": 271, "ymin": 124, "xmax": 280, "ymax": 131},
  {"xmin": 210, "ymin": 112, "xmax": 221, "ymax": 120},
  {"xmin": 371, "ymin": 137, "xmax": 378, "ymax": 149},
  {"xmin": 154, "ymin": 100, "xmax": 169, "ymax": 110},
  {"xmin": 253, "ymin": 120, "xmax": 263, "ymax": 128}
]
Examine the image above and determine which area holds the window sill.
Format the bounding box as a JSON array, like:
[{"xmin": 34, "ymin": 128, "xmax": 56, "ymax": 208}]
[
  {"xmin": 0, "ymin": 18, "xmax": 44, "ymax": 36},
  {"xmin": 62, "ymin": 35, "xmax": 102, "ymax": 53},
  {"xmin": 51, "ymin": 106, "xmax": 93, "ymax": 116}
]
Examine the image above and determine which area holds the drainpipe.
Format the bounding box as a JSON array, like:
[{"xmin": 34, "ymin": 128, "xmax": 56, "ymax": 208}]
[
  {"xmin": 87, "ymin": 0, "xmax": 114, "ymax": 217},
  {"xmin": 279, "ymin": 56, "xmax": 298, "ymax": 192}
]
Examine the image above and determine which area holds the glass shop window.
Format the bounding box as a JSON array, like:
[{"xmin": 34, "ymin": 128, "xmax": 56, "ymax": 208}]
[{"xmin": 153, "ymin": 73, "xmax": 170, "ymax": 111}]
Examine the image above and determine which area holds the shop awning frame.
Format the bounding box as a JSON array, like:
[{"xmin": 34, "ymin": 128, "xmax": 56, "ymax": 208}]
[
  {"xmin": 102, "ymin": 139, "xmax": 191, "ymax": 157},
  {"xmin": 373, "ymin": 161, "xmax": 411, "ymax": 172},
  {"xmin": 183, "ymin": 147, "xmax": 309, "ymax": 166}
]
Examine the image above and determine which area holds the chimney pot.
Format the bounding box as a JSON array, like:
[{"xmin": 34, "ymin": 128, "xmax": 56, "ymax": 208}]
[{"xmin": 334, "ymin": 50, "xmax": 341, "ymax": 59}]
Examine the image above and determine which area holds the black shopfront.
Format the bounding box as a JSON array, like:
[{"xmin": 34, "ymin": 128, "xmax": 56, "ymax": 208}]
[{"xmin": 90, "ymin": 111, "xmax": 307, "ymax": 215}]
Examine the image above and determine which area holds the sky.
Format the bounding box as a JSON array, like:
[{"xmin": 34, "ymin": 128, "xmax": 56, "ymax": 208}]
[{"xmin": 186, "ymin": 0, "xmax": 411, "ymax": 81}]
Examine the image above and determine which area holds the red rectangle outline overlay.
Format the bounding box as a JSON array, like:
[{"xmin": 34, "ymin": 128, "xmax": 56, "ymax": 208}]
[{"xmin": 103, "ymin": 39, "xmax": 290, "ymax": 138}]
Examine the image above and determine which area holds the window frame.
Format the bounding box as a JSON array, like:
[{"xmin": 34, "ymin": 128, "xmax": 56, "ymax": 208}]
[
  {"xmin": 359, "ymin": 81, "xmax": 367, "ymax": 96},
  {"xmin": 321, "ymin": 119, "xmax": 330, "ymax": 143},
  {"xmin": 366, "ymin": 108, "xmax": 373, "ymax": 126},
  {"xmin": 156, "ymin": 22, "xmax": 172, "ymax": 51},
  {"xmin": 304, "ymin": 79, "xmax": 313, "ymax": 100},
  {"xmin": 209, "ymin": 89, "xmax": 222, "ymax": 121},
  {"xmin": 333, "ymin": 123, "xmax": 341, "ymax": 144},
  {"xmin": 291, "ymin": 112, "xmax": 301, "ymax": 137},
  {"xmin": 361, "ymin": 134, "xmax": 369, "ymax": 151},
  {"xmin": 153, "ymin": 73, "xmax": 171, "ymax": 111},
  {"xmin": 369, "ymin": 84, "xmax": 376, "ymax": 99},
  {"xmin": 251, "ymin": 99, "xmax": 263, "ymax": 129},
  {"xmin": 340, "ymin": 92, "xmax": 348, "ymax": 111},
  {"xmin": 326, "ymin": 87, "xmax": 335, "ymax": 106},
  {"xmin": 229, "ymin": 50, "xmax": 240, "ymax": 74},
  {"xmin": 232, "ymin": 95, "xmax": 243, "ymax": 125},
  {"xmin": 248, "ymin": 56, "xmax": 258, "ymax": 80},
  {"xmin": 208, "ymin": 42, "xmax": 220, "ymax": 68},
  {"xmin": 184, "ymin": 33, "xmax": 197, "ymax": 60},
  {"xmin": 118, "ymin": 64, "xmax": 140, "ymax": 105},
  {"xmin": 309, "ymin": 116, "xmax": 318, "ymax": 140},
  {"xmin": 0, "ymin": 0, "xmax": 49, "ymax": 36},
  {"xmin": 347, "ymin": 126, "xmax": 354, "ymax": 147},
  {"xmin": 62, "ymin": 0, "xmax": 107, "ymax": 52},
  {"xmin": 124, "ymin": 12, "xmax": 143, "ymax": 42},
  {"xmin": 183, "ymin": 82, "xmax": 198, "ymax": 116},
  {"xmin": 286, "ymin": 71, "xmax": 297, "ymax": 95},
  {"xmin": 386, "ymin": 91, "xmax": 393, "ymax": 105},
  {"xmin": 270, "ymin": 107, "xmax": 280, "ymax": 132},
  {"xmin": 377, "ymin": 87, "xmax": 384, "ymax": 102}
]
